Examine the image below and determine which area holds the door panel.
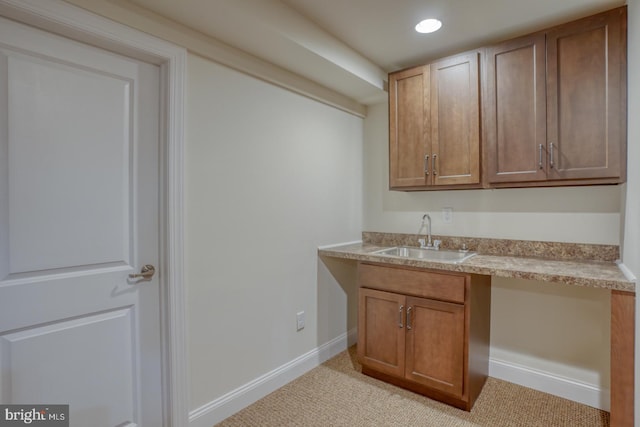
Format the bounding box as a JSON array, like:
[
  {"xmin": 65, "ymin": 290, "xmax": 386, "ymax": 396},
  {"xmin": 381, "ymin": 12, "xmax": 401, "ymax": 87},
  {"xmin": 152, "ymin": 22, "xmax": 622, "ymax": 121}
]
[
  {"xmin": 485, "ymin": 34, "xmax": 547, "ymax": 183},
  {"xmin": 0, "ymin": 16, "xmax": 161, "ymax": 427},
  {"xmin": 546, "ymin": 8, "xmax": 625, "ymax": 180},
  {"xmin": 430, "ymin": 52, "xmax": 480, "ymax": 186},
  {"xmin": 405, "ymin": 296, "xmax": 465, "ymax": 397},
  {"xmin": 358, "ymin": 288, "xmax": 405, "ymax": 378},
  {"xmin": 389, "ymin": 66, "xmax": 429, "ymax": 188},
  {"xmin": 1, "ymin": 309, "xmax": 135, "ymax": 426},
  {"xmin": 6, "ymin": 50, "xmax": 131, "ymax": 274}
]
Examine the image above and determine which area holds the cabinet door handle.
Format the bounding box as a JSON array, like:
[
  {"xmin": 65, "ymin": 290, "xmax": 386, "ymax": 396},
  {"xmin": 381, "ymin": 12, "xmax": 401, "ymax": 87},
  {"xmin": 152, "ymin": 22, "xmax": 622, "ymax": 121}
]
[
  {"xmin": 538, "ymin": 144, "xmax": 543, "ymax": 169},
  {"xmin": 424, "ymin": 155, "xmax": 429, "ymax": 175},
  {"xmin": 549, "ymin": 142, "xmax": 555, "ymax": 169},
  {"xmin": 406, "ymin": 306, "xmax": 412, "ymax": 330},
  {"xmin": 432, "ymin": 154, "xmax": 437, "ymax": 176},
  {"xmin": 398, "ymin": 305, "xmax": 404, "ymax": 328}
]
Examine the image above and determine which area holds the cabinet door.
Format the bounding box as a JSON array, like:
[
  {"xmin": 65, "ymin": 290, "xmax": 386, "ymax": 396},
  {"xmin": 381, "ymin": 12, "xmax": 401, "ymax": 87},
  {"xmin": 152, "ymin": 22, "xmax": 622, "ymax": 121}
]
[
  {"xmin": 484, "ymin": 34, "xmax": 547, "ymax": 183},
  {"xmin": 546, "ymin": 7, "xmax": 626, "ymax": 181},
  {"xmin": 431, "ymin": 52, "xmax": 481, "ymax": 186},
  {"xmin": 405, "ymin": 296, "xmax": 465, "ymax": 397},
  {"xmin": 358, "ymin": 288, "xmax": 406, "ymax": 378},
  {"xmin": 389, "ymin": 66, "xmax": 430, "ymax": 188}
]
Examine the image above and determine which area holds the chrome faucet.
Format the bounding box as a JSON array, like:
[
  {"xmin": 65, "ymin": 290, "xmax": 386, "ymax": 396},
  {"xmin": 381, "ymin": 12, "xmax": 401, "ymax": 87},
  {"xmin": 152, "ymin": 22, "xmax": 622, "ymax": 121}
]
[{"xmin": 417, "ymin": 213, "xmax": 432, "ymax": 248}]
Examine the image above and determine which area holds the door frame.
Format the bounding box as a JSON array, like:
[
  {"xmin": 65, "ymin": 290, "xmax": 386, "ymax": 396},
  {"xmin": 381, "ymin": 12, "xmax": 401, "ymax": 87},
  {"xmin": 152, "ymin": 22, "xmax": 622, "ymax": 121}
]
[{"xmin": 0, "ymin": 1, "xmax": 188, "ymax": 426}]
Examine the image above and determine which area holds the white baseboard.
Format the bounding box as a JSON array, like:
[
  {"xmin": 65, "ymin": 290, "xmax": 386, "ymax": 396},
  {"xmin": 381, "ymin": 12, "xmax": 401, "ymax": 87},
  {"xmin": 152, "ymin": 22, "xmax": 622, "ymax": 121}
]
[
  {"xmin": 489, "ymin": 358, "xmax": 610, "ymax": 411},
  {"xmin": 189, "ymin": 332, "xmax": 608, "ymax": 426},
  {"xmin": 189, "ymin": 328, "xmax": 358, "ymax": 427}
]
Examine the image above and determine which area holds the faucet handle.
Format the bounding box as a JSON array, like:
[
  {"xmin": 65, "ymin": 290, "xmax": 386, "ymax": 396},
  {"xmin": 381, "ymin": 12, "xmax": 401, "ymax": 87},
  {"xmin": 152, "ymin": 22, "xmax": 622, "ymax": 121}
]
[
  {"xmin": 433, "ymin": 240, "xmax": 442, "ymax": 250},
  {"xmin": 418, "ymin": 238, "xmax": 426, "ymax": 248}
]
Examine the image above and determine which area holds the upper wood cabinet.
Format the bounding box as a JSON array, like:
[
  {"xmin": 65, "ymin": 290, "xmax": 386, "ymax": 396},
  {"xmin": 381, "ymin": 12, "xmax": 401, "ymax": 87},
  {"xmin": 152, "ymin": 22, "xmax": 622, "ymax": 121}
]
[
  {"xmin": 484, "ymin": 6, "xmax": 627, "ymax": 186},
  {"xmin": 389, "ymin": 51, "xmax": 481, "ymax": 190}
]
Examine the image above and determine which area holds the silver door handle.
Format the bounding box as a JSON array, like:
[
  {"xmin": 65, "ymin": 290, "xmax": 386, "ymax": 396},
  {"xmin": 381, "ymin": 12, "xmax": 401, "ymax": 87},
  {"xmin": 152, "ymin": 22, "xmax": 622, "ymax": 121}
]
[
  {"xmin": 549, "ymin": 142, "xmax": 555, "ymax": 169},
  {"xmin": 539, "ymin": 144, "xmax": 543, "ymax": 169},
  {"xmin": 406, "ymin": 306, "xmax": 412, "ymax": 330},
  {"xmin": 129, "ymin": 264, "xmax": 156, "ymax": 281},
  {"xmin": 424, "ymin": 155, "xmax": 429, "ymax": 175},
  {"xmin": 399, "ymin": 305, "xmax": 404, "ymax": 328},
  {"xmin": 432, "ymin": 154, "xmax": 437, "ymax": 176}
]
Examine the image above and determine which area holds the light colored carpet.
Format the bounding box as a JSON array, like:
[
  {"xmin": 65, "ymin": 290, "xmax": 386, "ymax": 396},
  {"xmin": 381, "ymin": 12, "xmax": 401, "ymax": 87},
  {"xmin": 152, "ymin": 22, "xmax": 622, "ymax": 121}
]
[{"xmin": 216, "ymin": 346, "xmax": 609, "ymax": 426}]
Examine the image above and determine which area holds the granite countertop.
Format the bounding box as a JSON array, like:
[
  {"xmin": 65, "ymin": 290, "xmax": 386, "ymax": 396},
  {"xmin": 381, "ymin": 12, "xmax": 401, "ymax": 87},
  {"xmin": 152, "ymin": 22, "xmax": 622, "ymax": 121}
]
[{"xmin": 318, "ymin": 238, "xmax": 635, "ymax": 293}]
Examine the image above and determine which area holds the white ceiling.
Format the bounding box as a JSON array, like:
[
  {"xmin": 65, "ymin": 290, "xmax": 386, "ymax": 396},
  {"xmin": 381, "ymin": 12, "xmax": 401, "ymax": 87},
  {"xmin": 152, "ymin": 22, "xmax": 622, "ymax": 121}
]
[{"xmin": 127, "ymin": 0, "xmax": 625, "ymax": 105}]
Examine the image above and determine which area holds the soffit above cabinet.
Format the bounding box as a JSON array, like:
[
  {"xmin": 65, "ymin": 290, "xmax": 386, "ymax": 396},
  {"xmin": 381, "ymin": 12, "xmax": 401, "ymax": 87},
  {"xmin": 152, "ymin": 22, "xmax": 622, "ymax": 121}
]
[{"xmin": 125, "ymin": 0, "xmax": 623, "ymax": 105}]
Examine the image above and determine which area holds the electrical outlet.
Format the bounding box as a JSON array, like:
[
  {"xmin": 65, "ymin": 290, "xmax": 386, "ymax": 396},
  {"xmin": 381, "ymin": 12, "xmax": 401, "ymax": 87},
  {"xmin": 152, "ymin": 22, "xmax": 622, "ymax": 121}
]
[
  {"xmin": 442, "ymin": 207, "xmax": 453, "ymax": 224},
  {"xmin": 296, "ymin": 311, "xmax": 305, "ymax": 331}
]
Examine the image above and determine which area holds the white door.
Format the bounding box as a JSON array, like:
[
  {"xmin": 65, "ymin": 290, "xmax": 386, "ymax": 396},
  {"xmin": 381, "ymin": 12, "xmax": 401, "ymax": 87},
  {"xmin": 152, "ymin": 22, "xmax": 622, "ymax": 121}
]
[{"xmin": 0, "ymin": 16, "xmax": 162, "ymax": 427}]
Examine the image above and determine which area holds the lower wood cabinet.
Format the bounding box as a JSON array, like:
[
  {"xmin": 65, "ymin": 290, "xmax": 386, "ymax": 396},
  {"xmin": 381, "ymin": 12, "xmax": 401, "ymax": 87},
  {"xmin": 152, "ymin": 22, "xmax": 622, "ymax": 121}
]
[{"xmin": 357, "ymin": 262, "xmax": 491, "ymax": 410}]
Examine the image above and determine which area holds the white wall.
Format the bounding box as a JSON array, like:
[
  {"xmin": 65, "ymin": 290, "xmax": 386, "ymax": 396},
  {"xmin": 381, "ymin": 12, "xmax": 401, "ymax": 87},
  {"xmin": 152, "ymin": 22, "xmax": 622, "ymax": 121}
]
[
  {"xmin": 186, "ymin": 53, "xmax": 362, "ymax": 410},
  {"xmin": 364, "ymin": 101, "xmax": 617, "ymax": 403},
  {"xmin": 623, "ymin": 1, "xmax": 640, "ymax": 424}
]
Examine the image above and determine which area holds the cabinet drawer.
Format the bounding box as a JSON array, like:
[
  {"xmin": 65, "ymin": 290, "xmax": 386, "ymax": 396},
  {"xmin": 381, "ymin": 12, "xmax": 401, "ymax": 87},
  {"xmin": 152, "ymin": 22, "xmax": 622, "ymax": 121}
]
[{"xmin": 358, "ymin": 263, "xmax": 466, "ymax": 303}]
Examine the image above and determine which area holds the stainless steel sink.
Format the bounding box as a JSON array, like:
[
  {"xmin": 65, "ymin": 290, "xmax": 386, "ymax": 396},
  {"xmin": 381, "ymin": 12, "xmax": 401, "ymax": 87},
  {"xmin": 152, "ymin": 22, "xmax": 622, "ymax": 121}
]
[{"xmin": 373, "ymin": 246, "xmax": 477, "ymax": 264}]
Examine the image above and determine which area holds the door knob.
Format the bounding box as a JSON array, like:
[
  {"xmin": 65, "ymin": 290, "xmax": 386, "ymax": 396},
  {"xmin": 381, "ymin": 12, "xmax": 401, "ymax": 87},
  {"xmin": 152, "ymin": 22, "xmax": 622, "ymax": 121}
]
[{"xmin": 128, "ymin": 264, "xmax": 156, "ymax": 281}]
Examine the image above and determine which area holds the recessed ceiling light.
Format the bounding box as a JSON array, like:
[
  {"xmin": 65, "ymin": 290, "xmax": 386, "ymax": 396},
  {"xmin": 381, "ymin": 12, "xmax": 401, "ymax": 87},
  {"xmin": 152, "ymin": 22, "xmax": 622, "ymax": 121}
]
[{"xmin": 415, "ymin": 18, "xmax": 442, "ymax": 34}]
